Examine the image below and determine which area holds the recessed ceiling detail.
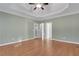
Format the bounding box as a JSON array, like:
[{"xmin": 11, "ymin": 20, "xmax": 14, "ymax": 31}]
[
  {"xmin": 27, "ymin": 3, "xmax": 69, "ymax": 17},
  {"xmin": 11, "ymin": 3, "xmax": 68, "ymax": 17},
  {"xmin": 0, "ymin": 3, "xmax": 79, "ymax": 21}
]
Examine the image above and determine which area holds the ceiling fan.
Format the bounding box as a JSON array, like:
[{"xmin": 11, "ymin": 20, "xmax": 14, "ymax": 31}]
[{"xmin": 29, "ymin": 3, "xmax": 48, "ymax": 10}]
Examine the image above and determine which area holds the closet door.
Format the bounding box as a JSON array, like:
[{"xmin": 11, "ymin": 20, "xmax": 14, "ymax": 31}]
[
  {"xmin": 39, "ymin": 22, "xmax": 53, "ymax": 40},
  {"xmin": 40, "ymin": 23, "xmax": 45, "ymax": 40},
  {"xmin": 46, "ymin": 22, "xmax": 52, "ymax": 40}
]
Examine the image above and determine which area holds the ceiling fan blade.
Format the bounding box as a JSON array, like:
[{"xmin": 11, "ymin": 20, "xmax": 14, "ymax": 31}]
[
  {"xmin": 29, "ymin": 3, "xmax": 35, "ymax": 5},
  {"xmin": 43, "ymin": 3, "xmax": 48, "ymax": 5},
  {"xmin": 34, "ymin": 7, "xmax": 37, "ymax": 10},
  {"xmin": 41, "ymin": 7, "xmax": 44, "ymax": 10}
]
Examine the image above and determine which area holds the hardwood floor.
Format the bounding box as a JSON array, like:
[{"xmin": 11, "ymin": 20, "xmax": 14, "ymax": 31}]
[{"xmin": 0, "ymin": 38, "xmax": 79, "ymax": 56}]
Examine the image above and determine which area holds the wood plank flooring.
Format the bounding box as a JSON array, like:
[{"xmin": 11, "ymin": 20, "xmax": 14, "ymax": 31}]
[{"xmin": 0, "ymin": 38, "xmax": 79, "ymax": 56}]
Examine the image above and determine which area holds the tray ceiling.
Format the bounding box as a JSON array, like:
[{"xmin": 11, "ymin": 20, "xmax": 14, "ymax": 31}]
[{"xmin": 0, "ymin": 3, "xmax": 79, "ymax": 21}]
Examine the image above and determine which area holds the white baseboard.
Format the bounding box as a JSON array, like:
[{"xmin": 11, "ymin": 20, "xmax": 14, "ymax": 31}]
[
  {"xmin": 53, "ymin": 39, "xmax": 79, "ymax": 45},
  {"xmin": 0, "ymin": 37, "xmax": 79, "ymax": 47},
  {"xmin": 0, "ymin": 37, "xmax": 39, "ymax": 47}
]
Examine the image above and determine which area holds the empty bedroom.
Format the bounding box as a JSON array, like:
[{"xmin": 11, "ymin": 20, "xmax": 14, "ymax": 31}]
[{"xmin": 0, "ymin": 3, "xmax": 79, "ymax": 56}]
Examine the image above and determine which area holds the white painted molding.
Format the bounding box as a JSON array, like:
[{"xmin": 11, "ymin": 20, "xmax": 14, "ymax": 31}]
[
  {"xmin": 0, "ymin": 37, "xmax": 79, "ymax": 47},
  {"xmin": 53, "ymin": 39, "xmax": 79, "ymax": 45},
  {"xmin": 0, "ymin": 5, "xmax": 79, "ymax": 21},
  {"xmin": 0, "ymin": 37, "xmax": 39, "ymax": 46}
]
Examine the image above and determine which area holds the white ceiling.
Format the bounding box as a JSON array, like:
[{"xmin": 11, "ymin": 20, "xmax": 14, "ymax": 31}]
[{"xmin": 0, "ymin": 3, "xmax": 79, "ymax": 21}]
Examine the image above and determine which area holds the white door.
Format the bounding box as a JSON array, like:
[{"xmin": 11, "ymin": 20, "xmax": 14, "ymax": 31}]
[
  {"xmin": 46, "ymin": 22, "xmax": 52, "ymax": 40},
  {"xmin": 40, "ymin": 23, "xmax": 45, "ymax": 40}
]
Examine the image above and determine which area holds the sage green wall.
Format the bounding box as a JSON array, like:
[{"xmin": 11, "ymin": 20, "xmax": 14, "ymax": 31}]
[
  {"xmin": 0, "ymin": 12, "xmax": 36, "ymax": 44},
  {"xmin": 49, "ymin": 14, "xmax": 79, "ymax": 42},
  {"xmin": 1, "ymin": 11, "xmax": 79, "ymax": 44}
]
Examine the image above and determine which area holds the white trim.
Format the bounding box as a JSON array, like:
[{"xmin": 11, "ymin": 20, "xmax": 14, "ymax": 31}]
[
  {"xmin": 0, "ymin": 37, "xmax": 79, "ymax": 47},
  {"xmin": 0, "ymin": 5, "xmax": 79, "ymax": 21},
  {"xmin": 0, "ymin": 37, "xmax": 39, "ymax": 46},
  {"xmin": 0, "ymin": 4, "xmax": 69, "ymax": 18},
  {"xmin": 53, "ymin": 39, "xmax": 79, "ymax": 45}
]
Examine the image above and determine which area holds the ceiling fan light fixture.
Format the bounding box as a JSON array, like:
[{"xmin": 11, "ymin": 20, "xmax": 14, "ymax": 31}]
[{"xmin": 36, "ymin": 4, "xmax": 42, "ymax": 8}]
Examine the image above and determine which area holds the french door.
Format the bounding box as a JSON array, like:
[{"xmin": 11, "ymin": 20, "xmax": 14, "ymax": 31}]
[{"xmin": 34, "ymin": 22, "xmax": 53, "ymax": 40}]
